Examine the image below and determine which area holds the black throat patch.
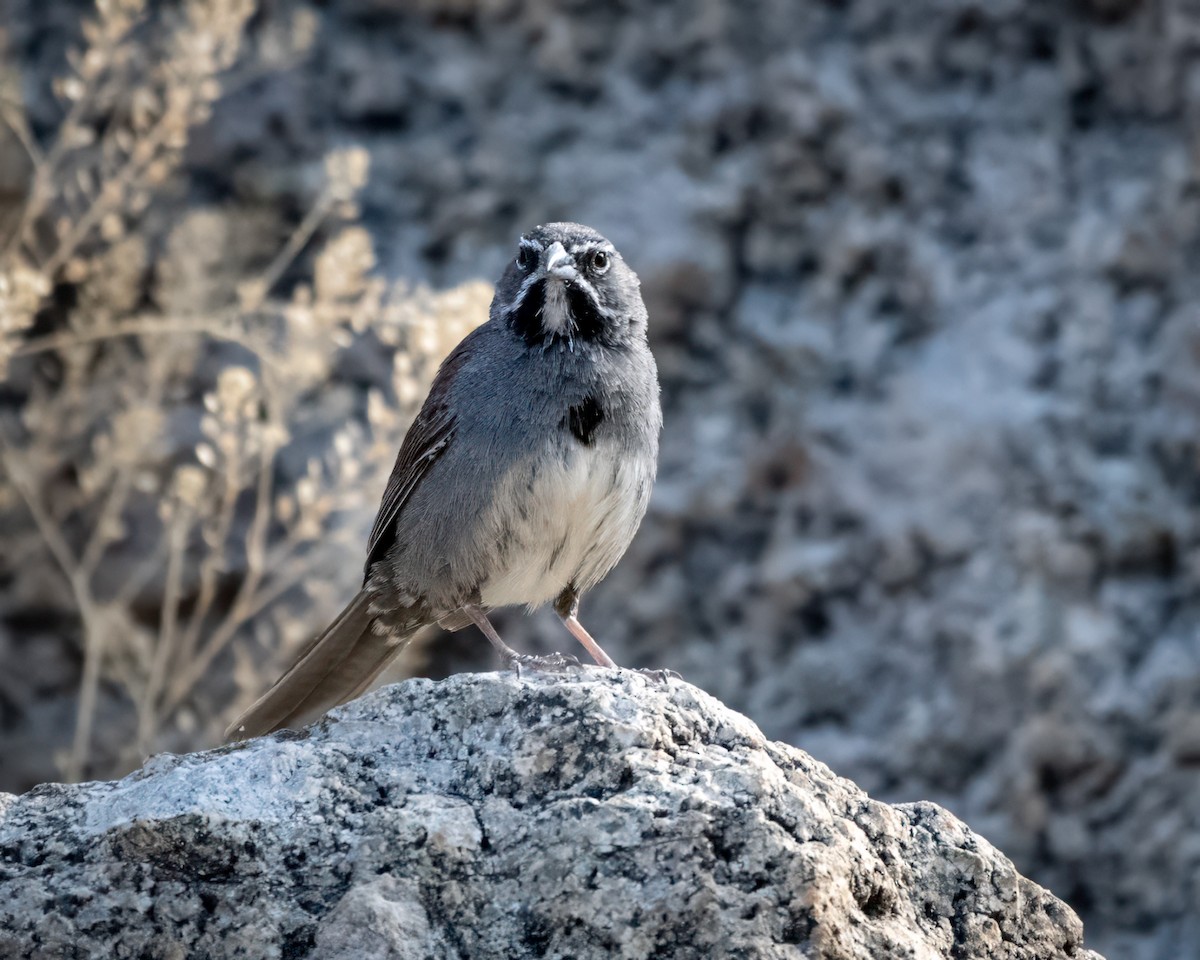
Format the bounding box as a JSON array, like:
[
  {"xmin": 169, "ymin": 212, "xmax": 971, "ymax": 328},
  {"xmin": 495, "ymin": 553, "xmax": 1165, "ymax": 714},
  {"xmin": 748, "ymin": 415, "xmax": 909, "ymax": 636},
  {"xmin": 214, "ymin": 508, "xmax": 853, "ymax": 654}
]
[
  {"xmin": 509, "ymin": 279, "xmax": 546, "ymax": 346},
  {"xmin": 565, "ymin": 283, "xmax": 606, "ymax": 341},
  {"xmin": 564, "ymin": 396, "xmax": 605, "ymax": 446},
  {"xmin": 508, "ymin": 279, "xmax": 608, "ymax": 347}
]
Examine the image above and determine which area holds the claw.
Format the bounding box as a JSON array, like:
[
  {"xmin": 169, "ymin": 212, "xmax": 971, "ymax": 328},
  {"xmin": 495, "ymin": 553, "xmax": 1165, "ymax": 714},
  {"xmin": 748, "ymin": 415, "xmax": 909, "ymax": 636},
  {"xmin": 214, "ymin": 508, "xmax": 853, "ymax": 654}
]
[
  {"xmin": 507, "ymin": 651, "xmax": 584, "ymax": 675},
  {"xmin": 634, "ymin": 667, "xmax": 680, "ymax": 685}
]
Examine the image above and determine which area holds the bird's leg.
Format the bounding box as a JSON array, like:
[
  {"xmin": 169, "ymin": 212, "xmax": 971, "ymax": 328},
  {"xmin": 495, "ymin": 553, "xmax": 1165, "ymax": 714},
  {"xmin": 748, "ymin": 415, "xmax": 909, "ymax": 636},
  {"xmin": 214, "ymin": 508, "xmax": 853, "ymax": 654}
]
[
  {"xmin": 560, "ymin": 614, "xmax": 618, "ymax": 668},
  {"xmin": 553, "ymin": 592, "xmax": 618, "ymax": 668},
  {"xmin": 553, "ymin": 591, "xmax": 679, "ymax": 681},
  {"xmin": 463, "ymin": 605, "xmax": 580, "ymax": 673},
  {"xmin": 464, "ymin": 604, "xmax": 523, "ymax": 662}
]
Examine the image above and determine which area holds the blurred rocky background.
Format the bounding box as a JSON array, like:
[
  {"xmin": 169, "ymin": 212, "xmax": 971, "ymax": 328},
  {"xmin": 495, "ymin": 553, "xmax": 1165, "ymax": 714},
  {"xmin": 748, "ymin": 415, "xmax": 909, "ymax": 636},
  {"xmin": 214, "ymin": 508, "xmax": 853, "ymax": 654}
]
[{"xmin": 1, "ymin": 2, "xmax": 1197, "ymax": 959}]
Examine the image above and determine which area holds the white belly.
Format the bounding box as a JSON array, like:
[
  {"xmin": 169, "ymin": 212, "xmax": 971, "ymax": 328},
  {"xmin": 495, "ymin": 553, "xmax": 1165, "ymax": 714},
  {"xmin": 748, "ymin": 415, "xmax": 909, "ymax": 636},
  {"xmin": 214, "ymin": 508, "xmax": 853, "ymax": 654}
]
[{"xmin": 478, "ymin": 439, "xmax": 649, "ymax": 609}]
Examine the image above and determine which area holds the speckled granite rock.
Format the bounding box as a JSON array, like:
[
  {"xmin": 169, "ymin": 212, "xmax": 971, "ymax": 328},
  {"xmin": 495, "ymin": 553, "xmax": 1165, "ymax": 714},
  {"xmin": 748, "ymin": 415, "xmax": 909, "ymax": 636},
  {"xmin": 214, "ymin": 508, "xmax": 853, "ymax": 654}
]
[{"xmin": 0, "ymin": 673, "xmax": 1101, "ymax": 959}]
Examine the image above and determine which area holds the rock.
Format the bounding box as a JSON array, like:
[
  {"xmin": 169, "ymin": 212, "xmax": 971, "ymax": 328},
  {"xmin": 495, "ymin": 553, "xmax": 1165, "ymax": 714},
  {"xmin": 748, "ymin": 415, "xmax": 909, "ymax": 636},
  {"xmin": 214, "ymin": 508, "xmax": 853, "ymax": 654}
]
[{"xmin": 0, "ymin": 673, "xmax": 1102, "ymax": 959}]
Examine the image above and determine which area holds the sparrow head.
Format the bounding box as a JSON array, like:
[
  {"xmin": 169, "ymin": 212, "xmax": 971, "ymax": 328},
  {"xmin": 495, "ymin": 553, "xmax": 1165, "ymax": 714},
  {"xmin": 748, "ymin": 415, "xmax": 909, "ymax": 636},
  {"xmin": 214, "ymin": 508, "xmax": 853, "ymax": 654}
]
[{"xmin": 492, "ymin": 222, "xmax": 647, "ymax": 349}]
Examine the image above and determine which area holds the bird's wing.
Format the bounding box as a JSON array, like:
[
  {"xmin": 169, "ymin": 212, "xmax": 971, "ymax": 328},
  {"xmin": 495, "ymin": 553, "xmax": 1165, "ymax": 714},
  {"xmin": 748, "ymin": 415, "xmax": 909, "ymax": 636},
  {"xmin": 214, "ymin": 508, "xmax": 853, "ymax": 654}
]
[{"xmin": 363, "ymin": 337, "xmax": 473, "ymax": 578}]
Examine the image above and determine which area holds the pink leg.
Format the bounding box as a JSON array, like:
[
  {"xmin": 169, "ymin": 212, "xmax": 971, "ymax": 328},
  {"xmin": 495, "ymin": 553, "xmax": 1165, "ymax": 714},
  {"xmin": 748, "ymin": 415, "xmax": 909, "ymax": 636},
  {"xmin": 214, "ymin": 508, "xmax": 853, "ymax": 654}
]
[
  {"xmin": 560, "ymin": 614, "xmax": 618, "ymax": 669},
  {"xmin": 465, "ymin": 605, "xmax": 582, "ymax": 673},
  {"xmin": 464, "ymin": 605, "xmax": 522, "ymax": 662}
]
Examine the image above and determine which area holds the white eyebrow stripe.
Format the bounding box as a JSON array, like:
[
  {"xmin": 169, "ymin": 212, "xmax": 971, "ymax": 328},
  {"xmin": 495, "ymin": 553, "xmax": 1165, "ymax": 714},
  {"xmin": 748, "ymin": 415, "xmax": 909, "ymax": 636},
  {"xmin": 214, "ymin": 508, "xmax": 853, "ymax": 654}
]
[
  {"xmin": 519, "ymin": 237, "xmax": 544, "ymax": 251},
  {"xmin": 567, "ymin": 240, "xmax": 614, "ymax": 256}
]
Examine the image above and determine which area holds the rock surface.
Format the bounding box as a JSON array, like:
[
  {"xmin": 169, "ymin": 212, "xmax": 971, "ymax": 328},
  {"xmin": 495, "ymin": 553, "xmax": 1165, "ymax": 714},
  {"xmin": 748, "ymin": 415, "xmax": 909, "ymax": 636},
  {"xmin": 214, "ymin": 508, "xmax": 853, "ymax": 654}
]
[{"xmin": 0, "ymin": 673, "xmax": 1101, "ymax": 959}]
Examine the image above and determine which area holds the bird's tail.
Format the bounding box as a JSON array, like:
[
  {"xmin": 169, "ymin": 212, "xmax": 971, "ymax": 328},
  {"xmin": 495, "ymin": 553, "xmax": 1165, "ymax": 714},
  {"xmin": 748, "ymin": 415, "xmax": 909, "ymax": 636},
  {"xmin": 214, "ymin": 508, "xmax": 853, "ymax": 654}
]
[{"xmin": 224, "ymin": 590, "xmax": 419, "ymax": 740}]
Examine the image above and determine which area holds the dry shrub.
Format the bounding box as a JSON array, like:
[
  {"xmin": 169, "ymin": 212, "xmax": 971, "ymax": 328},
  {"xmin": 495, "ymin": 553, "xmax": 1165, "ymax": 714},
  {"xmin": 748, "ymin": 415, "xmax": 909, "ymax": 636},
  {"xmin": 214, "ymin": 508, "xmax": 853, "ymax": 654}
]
[{"xmin": 0, "ymin": 0, "xmax": 490, "ymax": 781}]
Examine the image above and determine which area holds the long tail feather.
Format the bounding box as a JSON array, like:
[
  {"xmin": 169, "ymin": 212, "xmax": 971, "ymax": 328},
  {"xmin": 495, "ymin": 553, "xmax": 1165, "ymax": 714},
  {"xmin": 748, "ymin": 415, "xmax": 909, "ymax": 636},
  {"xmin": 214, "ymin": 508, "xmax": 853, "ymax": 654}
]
[{"xmin": 224, "ymin": 591, "xmax": 419, "ymax": 740}]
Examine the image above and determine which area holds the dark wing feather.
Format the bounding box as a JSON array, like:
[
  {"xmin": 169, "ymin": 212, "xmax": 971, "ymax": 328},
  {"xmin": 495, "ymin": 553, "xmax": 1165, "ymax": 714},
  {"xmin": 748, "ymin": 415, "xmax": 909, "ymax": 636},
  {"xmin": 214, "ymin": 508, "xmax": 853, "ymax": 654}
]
[{"xmin": 363, "ymin": 340, "xmax": 471, "ymax": 579}]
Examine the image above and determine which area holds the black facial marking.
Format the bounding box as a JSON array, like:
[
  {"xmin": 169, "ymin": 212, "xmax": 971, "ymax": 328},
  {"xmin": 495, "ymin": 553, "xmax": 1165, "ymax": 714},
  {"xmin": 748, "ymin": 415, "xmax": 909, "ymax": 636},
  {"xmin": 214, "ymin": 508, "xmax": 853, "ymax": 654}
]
[
  {"xmin": 507, "ymin": 278, "xmax": 608, "ymax": 346},
  {"xmin": 510, "ymin": 279, "xmax": 547, "ymax": 346},
  {"xmin": 564, "ymin": 396, "xmax": 604, "ymax": 446},
  {"xmin": 565, "ymin": 282, "xmax": 606, "ymax": 341}
]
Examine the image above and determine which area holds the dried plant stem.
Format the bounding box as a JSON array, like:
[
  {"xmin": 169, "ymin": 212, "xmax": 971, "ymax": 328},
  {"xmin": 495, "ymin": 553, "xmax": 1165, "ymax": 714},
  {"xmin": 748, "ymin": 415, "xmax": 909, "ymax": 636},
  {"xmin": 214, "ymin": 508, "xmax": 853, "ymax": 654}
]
[
  {"xmin": 242, "ymin": 420, "xmax": 277, "ymax": 595},
  {"xmin": 14, "ymin": 314, "xmax": 276, "ymax": 365},
  {"xmin": 175, "ymin": 450, "xmax": 244, "ymax": 670},
  {"xmin": 163, "ymin": 425, "xmax": 278, "ymax": 717},
  {"xmin": 78, "ymin": 463, "xmax": 135, "ymax": 579},
  {"xmin": 0, "ymin": 432, "xmax": 80, "ymax": 589},
  {"xmin": 112, "ymin": 535, "xmax": 169, "ymax": 610},
  {"xmin": 255, "ymin": 189, "xmax": 338, "ymax": 296},
  {"xmin": 0, "ymin": 0, "xmax": 429, "ymax": 780},
  {"xmin": 21, "ymin": 4, "xmax": 235, "ymax": 269},
  {"xmin": 0, "ymin": 430, "xmax": 105, "ymax": 782},
  {"xmin": 43, "ymin": 102, "xmax": 181, "ymax": 277},
  {"xmin": 160, "ymin": 537, "xmax": 324, "ymax": 720},
  {"xmin": 116, "ymin": 190, "xmax": 348, "ymax": 735},
  {"xmin": 137, "ymin": 510, "xmax": 190, "ymax": 754},
  {"xmin": 3, "ymin": 90, "xmax": 91, "ymax": 259},
  {"xmin": 67, "ymin": 618, "xmax": 106, "ymax": 783},
  {"xmin": 80, "ymin": 347, "xmax": 170, "ymax": 580},
  {"xmin": 3, "ymin": 30, "xmax": 132, "ymax": 263},
  {"xmin": 0, "ymin": 103, "xmax": 44, "ymax": 168}
]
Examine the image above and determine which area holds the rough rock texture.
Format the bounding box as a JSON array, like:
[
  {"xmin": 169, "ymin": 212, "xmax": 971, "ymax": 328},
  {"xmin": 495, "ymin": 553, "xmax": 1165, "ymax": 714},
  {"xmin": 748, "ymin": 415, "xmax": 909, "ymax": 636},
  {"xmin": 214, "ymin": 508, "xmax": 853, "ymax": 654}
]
[
  {"xmin": 0, "ymin": 673, "xmax": 1102, "ymax": 960},
  {"xmin": 5, "ymin": 2, "xmax": 1200, "ymax": 958}
]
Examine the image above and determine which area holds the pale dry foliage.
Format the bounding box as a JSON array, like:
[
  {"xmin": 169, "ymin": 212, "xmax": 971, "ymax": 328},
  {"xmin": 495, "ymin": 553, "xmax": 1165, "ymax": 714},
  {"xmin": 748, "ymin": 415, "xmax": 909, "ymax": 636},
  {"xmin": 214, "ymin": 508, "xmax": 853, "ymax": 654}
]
[{"xmin": 0, "ymin": 1, "xmax": 490, "ymax": 781}]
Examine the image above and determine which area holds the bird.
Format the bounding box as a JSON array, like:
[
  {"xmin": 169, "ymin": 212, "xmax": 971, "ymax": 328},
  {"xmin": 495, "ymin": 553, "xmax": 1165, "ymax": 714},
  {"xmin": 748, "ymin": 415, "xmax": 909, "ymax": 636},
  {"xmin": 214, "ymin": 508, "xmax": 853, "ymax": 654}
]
[{"xmin": 226, "ymin": 222, "xmax": 662, "ymax": 739}]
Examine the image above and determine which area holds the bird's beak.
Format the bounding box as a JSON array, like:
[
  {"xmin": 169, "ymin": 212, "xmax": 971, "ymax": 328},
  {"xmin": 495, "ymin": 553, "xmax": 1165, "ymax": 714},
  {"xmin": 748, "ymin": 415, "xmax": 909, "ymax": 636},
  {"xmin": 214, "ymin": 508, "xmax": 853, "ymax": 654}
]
[{"xmin": 542, "ymin": 241, "xmax": 576, "ymax": 280}]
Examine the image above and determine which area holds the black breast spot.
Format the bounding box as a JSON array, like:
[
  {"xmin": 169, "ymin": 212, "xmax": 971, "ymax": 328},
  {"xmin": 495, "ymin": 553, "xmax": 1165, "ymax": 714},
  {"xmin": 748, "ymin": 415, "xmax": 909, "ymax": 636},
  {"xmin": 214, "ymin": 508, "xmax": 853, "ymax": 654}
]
[{"xmin": 564, "ymin": 396, "xmax": 604, "ymax": 446}]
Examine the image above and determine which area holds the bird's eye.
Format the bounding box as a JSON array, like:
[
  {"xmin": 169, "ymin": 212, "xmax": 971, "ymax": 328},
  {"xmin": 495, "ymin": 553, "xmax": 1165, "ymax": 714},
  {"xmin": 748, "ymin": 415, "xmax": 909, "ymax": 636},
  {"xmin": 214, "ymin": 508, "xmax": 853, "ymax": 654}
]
[
  {"xmin": 590, "ymin": 250, "xmax": 611, "ymax": 273},
  {"xmin": 517, "ymin": 246, "xmax": 535, "ymax": 271}
]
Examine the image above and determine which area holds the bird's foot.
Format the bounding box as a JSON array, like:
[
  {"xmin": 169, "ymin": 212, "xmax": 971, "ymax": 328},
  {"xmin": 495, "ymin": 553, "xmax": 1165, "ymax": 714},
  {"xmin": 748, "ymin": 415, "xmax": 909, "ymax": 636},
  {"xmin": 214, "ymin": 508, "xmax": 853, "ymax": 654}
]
[
  {"xmin": 507, "ymin": 652, "xmax": 584, "ymax": 677},
  {"xmin": 633, "ymin": 667, "xmax": 681, "ymax": 685}
]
